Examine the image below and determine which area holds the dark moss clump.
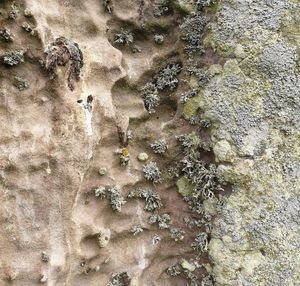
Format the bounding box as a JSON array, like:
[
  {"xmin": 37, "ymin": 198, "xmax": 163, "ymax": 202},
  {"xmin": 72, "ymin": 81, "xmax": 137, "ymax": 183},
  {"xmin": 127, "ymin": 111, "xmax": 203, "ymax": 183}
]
[{"xmin": 44, "ymin": 37, "xmax": 83, "ymax": 91}]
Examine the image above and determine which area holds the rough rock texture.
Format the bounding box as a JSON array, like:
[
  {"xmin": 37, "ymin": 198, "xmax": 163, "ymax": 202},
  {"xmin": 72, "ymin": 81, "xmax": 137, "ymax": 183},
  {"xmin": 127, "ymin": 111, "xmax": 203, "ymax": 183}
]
[{"xmin": 0, "ymin": 0, "xmax": 299, "ymax": 286}]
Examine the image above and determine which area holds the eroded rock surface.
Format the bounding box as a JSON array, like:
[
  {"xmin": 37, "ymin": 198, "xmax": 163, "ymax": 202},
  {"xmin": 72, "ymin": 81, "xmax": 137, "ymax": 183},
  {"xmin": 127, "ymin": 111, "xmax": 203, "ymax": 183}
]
[{"xmin": 0, "ymin": 0, "xmax": 299, "ymax": 286}]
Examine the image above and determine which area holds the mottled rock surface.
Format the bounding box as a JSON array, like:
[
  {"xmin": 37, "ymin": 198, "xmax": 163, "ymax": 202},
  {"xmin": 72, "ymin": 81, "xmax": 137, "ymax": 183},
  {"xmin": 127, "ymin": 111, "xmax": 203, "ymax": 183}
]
[{"xmin": 0, "ymin": 0, "xmax": 299, "ymax": 285}]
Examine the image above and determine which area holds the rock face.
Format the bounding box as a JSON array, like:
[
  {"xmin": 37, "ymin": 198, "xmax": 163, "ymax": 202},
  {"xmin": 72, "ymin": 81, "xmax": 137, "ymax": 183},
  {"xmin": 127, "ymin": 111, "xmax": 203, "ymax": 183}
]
[{"xmin": 0, "ymin": 0, "xmax": 299, "ymax": 286}]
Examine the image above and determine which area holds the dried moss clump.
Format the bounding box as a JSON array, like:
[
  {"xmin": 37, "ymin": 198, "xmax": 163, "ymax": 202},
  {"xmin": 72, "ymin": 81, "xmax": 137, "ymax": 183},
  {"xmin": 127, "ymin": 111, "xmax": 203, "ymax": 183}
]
[
  {"xmin": 3, "ymin": 50, "xmax": 24, "ymax": 66},
  {"xmin": 44, "ymin": 37, "xmax": 83, "ymax": 91},
  {"xmin": 143, "ymin": 161, "xmax": 161, "ymax": 183},
  {"xmin": 107, "ymin": 272, "xmax": 131, "ymax": 286}
]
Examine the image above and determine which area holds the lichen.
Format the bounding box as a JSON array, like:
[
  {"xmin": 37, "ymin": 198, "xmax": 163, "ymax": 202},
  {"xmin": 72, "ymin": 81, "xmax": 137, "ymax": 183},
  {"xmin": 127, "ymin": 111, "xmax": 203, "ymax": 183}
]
[
  {"xmin": 44, "ymin": 37, "xmax": 83, "ymax": 91},
  {"xmin": 102, "ymin": 0, "xmax": 113, "ymax": 13},
  {"xmin": 141, "ymin": 82, "xmax": 160, "ymax": 114},
  {"xmin": 0, "ymin": 28, "xmax": 14, "ymax": 42},
  {"xmin": 130, "ymin": 224, "xmax": 143, "ymax": 235},
  {"xmin": 3, "ymin": 50, "xmax": 25, "ymax": 66},
  {"xmin": 153, "ymin": 0, "xmax": 170, "ymax": 17},
  {"xmin": 180, "ymin": 12, "xmax": 207, "ymax": 55},
  {"xmin": 95, "ymin": 185, "xmax": 126, "ymax": 212},
  {"xmin": 154, "ymin": 34, "xmax": 164, "ymax": 44},
  {"xmin": 149, "ymin": 213, "xmax": 171, "ymax": 229},
  {"xmin": 143, "ymin": 161, "xmax": 161, "ymax": 183},
  {"xmin": 14, "ymin": 76, "xmax": 29, "ymax": 91},
  {"xmin": 107, "ymin": 272, "xmax": 131, "ymax": 286},
  {"xmin": 155, "ymin": 63, "xmax": 182, "ymax": 91},
  {"xmin": 170, "ymin": 228, "xmax": 185, "ymax": 241},
  {"xmin": 114, "ymin": 29, "xmax": 134, "ymax": 46},
  {"xmin": 128, "ymin": 188, "xmax": 162, "ymax": 211},
  {"xmin": 150, "ymin": 138, "xmax": 168, "ymax": 154},
  {"xmin": 22, "ymin": 22, "xmax": 35, "ymax": 34}
]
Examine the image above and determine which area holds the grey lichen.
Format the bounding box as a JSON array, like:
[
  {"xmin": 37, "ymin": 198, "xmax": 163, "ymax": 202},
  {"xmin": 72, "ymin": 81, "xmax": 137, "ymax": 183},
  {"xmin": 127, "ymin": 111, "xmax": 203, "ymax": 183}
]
[
  {"xmin": 0, "ymin": 28, "xmax": 14, "ymax": 42},
  {"xmin": 14, "ymin": 76, "xmax": 29, "ymax": 91},
  {"xmin": 154, "ymin": 34, "xmax": 164, "ymax": 44},
  {"xmin": 152, "ymin": 234, "xmax": 161, "ymax": 245},
  {"xmin": 166, "ymin": 264, "xmax": 181, "ymax": 277},
  {"xmin": 130, "ymin": 224, "xmax": 143, "ymax": 235},
  {"xmin": 191, "ymin": 232, "xmax": 208, "ymax": 253},
  {"xmin": 107, "ymin": 272, "xmax": 131, "ymax": 286},
  {"xmin": 150, "ymin": 138, "xmax": 168, "ymax": 154},
  {"xmin": 141, "ymin": 82, "xmax": 160, "ymax": 114},
  {"xmin": 102, "ymin": 0, "xmax": 113, "ymax": 13},
  {"xmin": 128, "ymin": 188, "xmax": 162, "ymax": 212},
  {"xmin": 181, "ymin": 155, "xmax": 223, "ymax": 198},
  {"xmin": 258, "ymin": 42, "xmax": 297, "ymax": 78},
  {"xmin": 22, "ymin": 22, "xmax": 35, "ymax": 34},
  {"xmin": 143, "ymin": 161, "xmax": 161, "ymax": 183},
  {"xmin": 23, "ymin": 8, "xmax": 33, "ymax": 17},
  {"xmin": 170, "ymin": 228, "xmax": 185, "ymax": 241},
  {"xmin": 155, "ymin": 63, "xmax": 182, "ymax": 91},
  {"xmin": 149, "ymin": 213, "xmax": 171, "ymax": 229},
  {"xmin": 180, "ymin": 89, "xmax": 199, "ymax": 104},
  {"xmin": 195, "ymin": 0, "xmax": 216, "ymax": 10},
  {"xmin": 3, "ymin": 50, "xmax": 25, "ymax": 66},
  {"xmin": 41, "ymin": 252, "xmax": 49, "ymax": 263},
  {"xmin": 180, "ymin": 12, "xmax": 207, "ymax": 55},
  {"xmin": 8, "ymin": 2, "xmax": 18, "ymax": 20},
  {"xmin": 114, "ymin": 29, "xmax": 134, "ymax": 46},
  {"xmin": 153, "ymin": 0, "xmax": 170, "ymax": 17},
  {"xmin": 95, "ymin": 185, "xmax": 126, "ymax": 212},
  {"xmin": 44, "ymin": 37, "xmax": 83, "ymax": 91}
]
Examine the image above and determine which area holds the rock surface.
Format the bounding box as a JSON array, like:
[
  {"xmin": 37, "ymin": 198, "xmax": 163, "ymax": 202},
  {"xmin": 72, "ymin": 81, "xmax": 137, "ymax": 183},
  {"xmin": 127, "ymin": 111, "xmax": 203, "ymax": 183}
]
[{"xmin": 0, "ymin": 0, "xmax": 299, "ymax": 286}]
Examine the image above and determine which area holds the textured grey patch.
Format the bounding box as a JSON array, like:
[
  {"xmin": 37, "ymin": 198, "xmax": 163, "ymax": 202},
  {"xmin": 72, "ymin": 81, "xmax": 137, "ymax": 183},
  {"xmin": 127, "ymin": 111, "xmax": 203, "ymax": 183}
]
[
  {"xmin": 264, "ymin": 74, "xmax": 300, "ymax": 130},
  {"xmin": 258, "ymin": 42, "xmax": 297, "ymax": 78},
  {"xmin": 211, "ymin": 0, "xmax": 290, "ymax": 45}
]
